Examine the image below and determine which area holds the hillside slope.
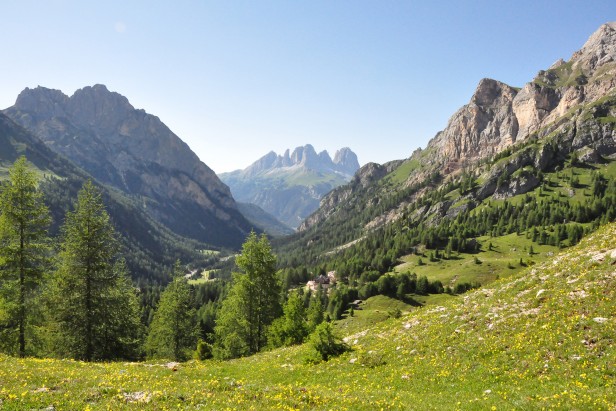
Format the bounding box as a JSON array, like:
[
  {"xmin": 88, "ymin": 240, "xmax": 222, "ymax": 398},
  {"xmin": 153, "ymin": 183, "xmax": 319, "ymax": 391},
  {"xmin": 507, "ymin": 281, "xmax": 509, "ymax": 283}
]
[
  {"xmin": 1, "ymin": 222, "xmax": 614, "ymax": 410},
  {"xmin": 0, "ymin": 112, "xmax": 210, "ymax": 283},
  {"xmin": 4, "ymin": 84, "xmax": 252, "ymax": 248}
]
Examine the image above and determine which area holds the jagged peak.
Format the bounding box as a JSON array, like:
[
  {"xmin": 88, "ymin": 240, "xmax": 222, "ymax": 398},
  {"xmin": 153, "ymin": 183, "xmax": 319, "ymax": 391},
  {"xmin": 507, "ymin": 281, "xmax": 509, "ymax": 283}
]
[
  {"xmin": 318, "ymin": 150, "xmax": 332, "ymax": 163},
  {"xmin": 549, "ymin": 58, "xmax": 566, "ymax": 70},
  {"xmin": 570, "ymin": 21, "xmax": 616, "ymax": 71}
]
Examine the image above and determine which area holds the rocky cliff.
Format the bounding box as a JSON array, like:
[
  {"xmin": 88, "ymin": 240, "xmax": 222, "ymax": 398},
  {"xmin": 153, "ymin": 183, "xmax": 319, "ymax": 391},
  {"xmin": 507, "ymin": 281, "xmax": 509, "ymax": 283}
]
[
  {"xmin": 428, "ymin": 22, "xmax": 616, "ymax": 172},
  {"xmin": 220, "ymin": 145, "xmax": 360, "ymax": 228},
  {"xmin": 4, "ymin": 85, "xmax": 252, "ymax": 248}
]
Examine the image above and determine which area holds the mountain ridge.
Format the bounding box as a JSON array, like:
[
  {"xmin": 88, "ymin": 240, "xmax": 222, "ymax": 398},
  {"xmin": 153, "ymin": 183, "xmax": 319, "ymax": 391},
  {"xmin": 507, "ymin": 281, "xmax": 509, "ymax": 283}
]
[
  {"xmin": 299, "ymin": 22, "xmax": 616, "ymax": 234},
  {"xmin": 4, "ymin": 84, "xmax": 252, "ymax": 248},
  {"xmin": 0, "ymin": 112, "xmax": 211, "ymax": 282}
]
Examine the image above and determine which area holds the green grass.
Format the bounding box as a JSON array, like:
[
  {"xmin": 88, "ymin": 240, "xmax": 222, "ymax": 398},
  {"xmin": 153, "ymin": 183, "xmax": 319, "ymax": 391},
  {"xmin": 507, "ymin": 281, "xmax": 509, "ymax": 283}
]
[
  {"xmin": 383, "ymin": 158, "xmax": 420, "ymax": 186},
  {"xmin": 187, "ymin": 269, "xmax": 219, "ymax": 285},
  {"xmin": 1, "ymin": 223, "xmax": 615, "ymax": 409},
  {"xmin": 396, "ymin": 232, "xmax": 558, "ymax": 286},
  {"xmin": 335, "ymin": 295, "xmax": 414, "ymax": 337}
]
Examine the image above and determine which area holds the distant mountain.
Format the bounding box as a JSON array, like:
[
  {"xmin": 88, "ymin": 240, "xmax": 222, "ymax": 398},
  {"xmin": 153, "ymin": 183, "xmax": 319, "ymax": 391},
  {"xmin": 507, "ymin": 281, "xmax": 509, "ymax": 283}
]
[
  {"xmin": 0, "ymin": 112, "xmax": 211, "ymax": 283},
  {"xmin": 220, "ymin": 145, "xmax": 360, "ymax": 228},
  {"xmin": 3, "ymin": 84, "xmax": 252, "ymax": 249}
]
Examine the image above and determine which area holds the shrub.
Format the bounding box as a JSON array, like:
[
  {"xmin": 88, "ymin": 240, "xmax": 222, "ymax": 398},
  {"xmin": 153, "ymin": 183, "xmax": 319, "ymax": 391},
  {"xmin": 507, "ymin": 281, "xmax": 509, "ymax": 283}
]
[
  {"xmin": 307, "ymin": 323, "xmax": 348, "ymax": 362},
  {"xmin": 194, "ymin": 339, "xmax": 213, "ymax": 361}
]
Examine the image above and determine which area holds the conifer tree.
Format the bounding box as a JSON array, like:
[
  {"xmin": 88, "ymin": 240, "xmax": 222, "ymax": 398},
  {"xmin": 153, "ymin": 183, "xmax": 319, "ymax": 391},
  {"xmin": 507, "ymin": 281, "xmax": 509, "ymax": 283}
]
[
  {"xmin": 50, "ymin": 181, "xmax": 141, "ymax": 361},
  {"xmin": 268, "ymin": 292, "xmax": 308, "ymax": 347},
  {"xmin": 145, "ymin": 261, "xmax": 198, "ymax": 361},
  {"xmin": 214, "ymin": 232, "xmax": 281, "ymax": 359},
  {"xmin": 306, "ymin": 296, "xmax": 325, "ymax": 333},
  {"xmin": 0, "ymin": 157, "xmax": 50, "ymax": 357}
]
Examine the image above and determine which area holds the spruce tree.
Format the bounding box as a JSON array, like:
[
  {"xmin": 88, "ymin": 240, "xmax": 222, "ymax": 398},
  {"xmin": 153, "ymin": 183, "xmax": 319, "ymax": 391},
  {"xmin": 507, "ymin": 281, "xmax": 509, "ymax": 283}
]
[
  {"xmin": 214, "ymin": 232, "xmax": 281, "ymax": 359},
  {"xmin": 50, "ymin": 181, "xmax": 141, "ymax": 361},
  {"xmin": 145, "ymin": 262, "xmax": 198, "ymax": 361},
  {"xmin": 0, "ymin": 157, "xmax": 50, "ymax": 357}
]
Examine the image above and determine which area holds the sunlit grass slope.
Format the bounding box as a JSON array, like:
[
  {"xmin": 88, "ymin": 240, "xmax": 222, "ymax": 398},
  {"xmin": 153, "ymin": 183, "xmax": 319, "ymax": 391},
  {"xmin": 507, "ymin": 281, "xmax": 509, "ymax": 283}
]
[{"xmin": 1, "ymin": 224, "xmax": 615, "ymax": 410}]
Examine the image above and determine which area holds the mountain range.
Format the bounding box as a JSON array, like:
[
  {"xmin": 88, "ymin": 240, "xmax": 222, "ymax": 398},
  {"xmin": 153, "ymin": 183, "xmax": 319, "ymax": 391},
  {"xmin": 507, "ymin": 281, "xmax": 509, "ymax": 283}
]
[
  {"xmin": 220, "ymin": 145, "xmax": 359, "ymax": 228},
  {"xmin": 3, "ymin": 85, "xmax": 252, "ymax": 248}
]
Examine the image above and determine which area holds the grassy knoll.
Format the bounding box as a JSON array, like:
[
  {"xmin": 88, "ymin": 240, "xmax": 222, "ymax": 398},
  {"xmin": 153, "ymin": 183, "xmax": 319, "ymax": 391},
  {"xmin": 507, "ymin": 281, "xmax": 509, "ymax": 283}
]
[{"xmin": 1, "ymin": 224, "xmax": 615, "ymax": 409}]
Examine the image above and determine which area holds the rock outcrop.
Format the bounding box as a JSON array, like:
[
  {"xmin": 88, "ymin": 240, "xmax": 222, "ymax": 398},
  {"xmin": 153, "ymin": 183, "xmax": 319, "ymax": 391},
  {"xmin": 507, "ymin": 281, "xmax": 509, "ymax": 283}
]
[
  {"xmin": 425, "ymin": 22, "xmax": 616, "ymax": 174},
  {"xmin": 4, "ymin": 85, "xmax": 252, "ymax": 248}
]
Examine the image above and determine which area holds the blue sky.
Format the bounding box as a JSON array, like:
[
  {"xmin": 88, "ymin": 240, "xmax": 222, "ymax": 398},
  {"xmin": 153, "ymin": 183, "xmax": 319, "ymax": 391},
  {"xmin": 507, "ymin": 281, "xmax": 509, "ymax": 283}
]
[{"xmin": 1, "ymin": 1, "xmax": 614, "ymax": 173}]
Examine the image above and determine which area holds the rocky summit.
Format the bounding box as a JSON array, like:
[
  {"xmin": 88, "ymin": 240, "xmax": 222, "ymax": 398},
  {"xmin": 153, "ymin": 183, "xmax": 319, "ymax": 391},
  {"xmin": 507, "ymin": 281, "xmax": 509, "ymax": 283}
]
[
  {"xmin": 220, "ymin": 144, "xmax": 360, "ymax": 229},
  {"xmin": 429, "ymin": 22, "xmax": 616, "ymax": 173},
  {"xmin": 4, "ymin": 84, "xmax": 252, "ymax": 248}
]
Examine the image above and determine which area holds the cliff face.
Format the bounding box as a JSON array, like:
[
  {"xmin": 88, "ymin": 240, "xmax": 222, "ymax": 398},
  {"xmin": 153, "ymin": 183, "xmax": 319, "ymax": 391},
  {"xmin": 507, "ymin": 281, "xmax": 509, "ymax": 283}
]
[
  {"xmin": 220, "ymin": 145, "xmax": 360, "ymax": 229},
  {"xmin": 427, "ymin": 22, "xmax": 616, "ymax": 172},
  {"xmin": 4, "ymin": 84, "xmax": 252, "ymax": 248}
]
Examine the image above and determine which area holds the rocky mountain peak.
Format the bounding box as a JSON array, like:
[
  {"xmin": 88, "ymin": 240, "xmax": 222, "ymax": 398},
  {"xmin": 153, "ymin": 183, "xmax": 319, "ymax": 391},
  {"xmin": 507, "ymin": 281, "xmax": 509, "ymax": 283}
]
[
  {"xmin": 219, "ymin": 145, "xmax": 360, "ymax": 228},
  {"xmin": 571, "ymin": 21, "xmax": 616, "ymax": 72},
  {"xmin": 14, "ymin": 86, "xmax": 69, "ymax": 119},
  {"xmin": 290, "ymin": 144, "xmax": 319, "ymax": 167},
  {"xmin": 423, "ymin": 21, "xmax": 616, "ymax": 174},
  {"xmin": 67, "ymin": 84, "xmax": 134, "ymax": 131},
  {"xmin": 470, "ymin": 78, "xmax": 517, "ymax": 108},
  {"xmin": 333, "ymin": 147, "xmax": 360, "ymax": 175},
  {"xmin": 5, "ymin": 84, "xmax": 252, "ymax": 248}
]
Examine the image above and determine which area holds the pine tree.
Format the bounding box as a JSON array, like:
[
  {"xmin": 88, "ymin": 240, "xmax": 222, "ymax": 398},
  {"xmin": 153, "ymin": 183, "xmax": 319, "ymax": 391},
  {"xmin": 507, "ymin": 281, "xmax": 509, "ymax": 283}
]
[
  {"xmin": 146, "ymin": 262, "xmax": 198, "ymax": 361},
  {"xmin": 0, "ymin": 157, "xmax": 50, "ymax": 357},
  {"xmin": 268, "ymin": 292, "xmax": 308, "ymax": 347},
  {"xmin": 50, "ymin": 181, "xmax": 141, "ymax": 361},
  {"xmin": 214, "ymin": 232, "xmax": 281, "ymax": 359},
  {"xmin": 306, "ymin": 296, "xmax": 325, "ymax": 333}
]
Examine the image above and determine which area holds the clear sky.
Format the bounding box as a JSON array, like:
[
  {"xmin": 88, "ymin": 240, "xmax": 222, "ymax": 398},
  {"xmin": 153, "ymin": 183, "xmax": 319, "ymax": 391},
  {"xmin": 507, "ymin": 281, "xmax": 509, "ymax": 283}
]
[{"xmin": 1, "ymin": 1, "xmax": 614, "ymax": 173}]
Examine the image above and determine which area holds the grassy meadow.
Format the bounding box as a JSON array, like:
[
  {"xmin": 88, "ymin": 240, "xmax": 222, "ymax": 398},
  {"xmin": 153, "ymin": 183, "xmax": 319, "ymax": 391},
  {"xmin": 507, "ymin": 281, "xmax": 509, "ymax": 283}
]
[{"xmin": 2, "ymin": 223, "xmax": 615, "ymax": 410}]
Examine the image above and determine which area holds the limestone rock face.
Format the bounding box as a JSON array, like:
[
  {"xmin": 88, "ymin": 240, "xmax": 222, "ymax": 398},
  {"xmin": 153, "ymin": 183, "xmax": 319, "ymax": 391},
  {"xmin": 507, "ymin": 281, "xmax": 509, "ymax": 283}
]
[
  {"xmin": 4, "ymin": 85, "xmax": 251, "ymax": 248},
  {"xmin": 429, "ymin": 79, "xmax": 519, "ymax": 168},
  {"xmin": 424, "ymin": 22, "xmax": 616, "ymax": 174}
]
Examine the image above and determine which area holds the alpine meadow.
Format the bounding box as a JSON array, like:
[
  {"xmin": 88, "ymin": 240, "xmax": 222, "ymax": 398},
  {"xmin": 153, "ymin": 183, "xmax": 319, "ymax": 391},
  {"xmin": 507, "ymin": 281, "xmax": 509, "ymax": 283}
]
[{"xmin": 0, "ymin": 16, "xmax": 615, "ymax": 411}]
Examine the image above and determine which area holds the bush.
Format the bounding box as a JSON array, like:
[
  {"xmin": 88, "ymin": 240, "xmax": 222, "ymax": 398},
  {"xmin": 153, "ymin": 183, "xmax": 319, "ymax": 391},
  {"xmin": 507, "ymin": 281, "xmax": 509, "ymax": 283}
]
[
  {"xmin": 388, "ymin": 308, "xmax": 402, "ymax": 319},
  {"xmin": 357, "ymin": 349, "xmax": 386, "ymax": 368},
  {"xmin": 194, "ymin": 339, "xmax": 213, "ymax": 361},
  {"xmin": 307, "ymin": 323, "xmax": 348, "ymax": 362}
]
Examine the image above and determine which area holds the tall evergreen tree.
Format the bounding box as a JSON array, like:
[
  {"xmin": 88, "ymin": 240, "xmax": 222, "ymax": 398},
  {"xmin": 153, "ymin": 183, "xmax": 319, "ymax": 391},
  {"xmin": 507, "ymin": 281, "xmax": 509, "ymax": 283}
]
[
  {"xmin": 145, "ymin": 262, "xmax": 198, "ymax": 361},
  {"xmin": 50, "ymin": 181, "xmax": 141, "ymax": 361},
  {"xmin": 214, "ymin": 232, "xmax": 281, "ymax": 359},
  {"xmin": 0, "ymin": 156, "xmax": 50, "ymax": 357}
]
